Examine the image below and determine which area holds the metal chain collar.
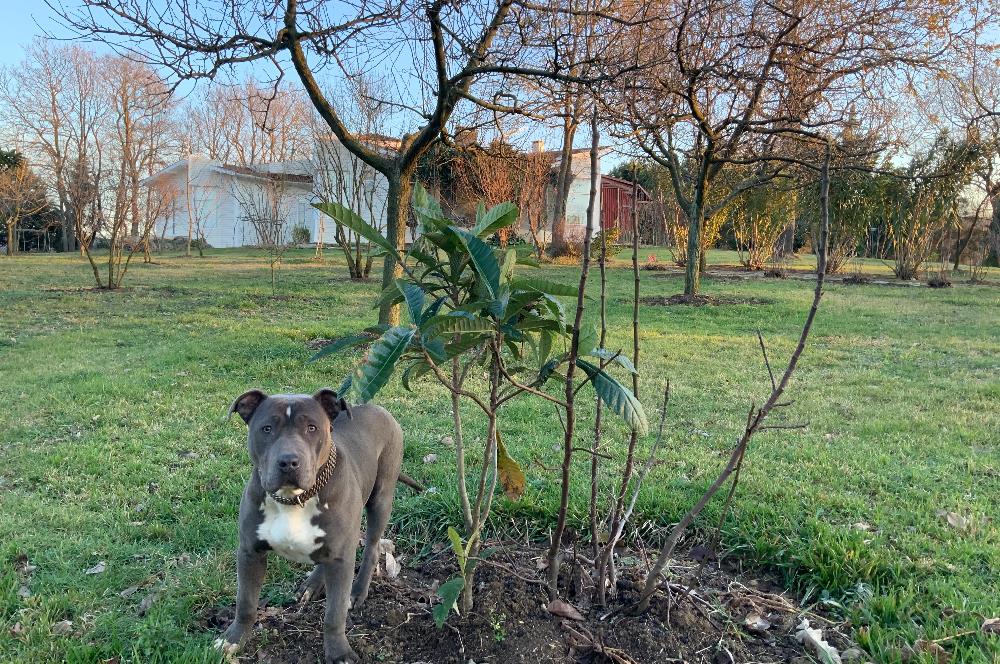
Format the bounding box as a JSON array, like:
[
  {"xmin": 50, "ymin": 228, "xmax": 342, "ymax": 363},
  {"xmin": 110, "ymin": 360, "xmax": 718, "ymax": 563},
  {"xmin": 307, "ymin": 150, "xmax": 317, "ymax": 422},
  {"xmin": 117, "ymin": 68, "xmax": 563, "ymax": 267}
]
[{"xmin": 268, "ymin": 442, "xmax": 337, "ymax": 507}]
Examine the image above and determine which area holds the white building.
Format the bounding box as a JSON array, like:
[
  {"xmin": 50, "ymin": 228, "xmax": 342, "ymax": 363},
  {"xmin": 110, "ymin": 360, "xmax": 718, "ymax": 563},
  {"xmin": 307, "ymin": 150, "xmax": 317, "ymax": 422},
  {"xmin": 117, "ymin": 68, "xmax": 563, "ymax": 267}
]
[
  {"xmin": 142, "ymin": 139, "xmax": 606, "ymax": 249},
  {"xmin": 142, "ymin": 155, "xmax": 319, "ymax": 248}
]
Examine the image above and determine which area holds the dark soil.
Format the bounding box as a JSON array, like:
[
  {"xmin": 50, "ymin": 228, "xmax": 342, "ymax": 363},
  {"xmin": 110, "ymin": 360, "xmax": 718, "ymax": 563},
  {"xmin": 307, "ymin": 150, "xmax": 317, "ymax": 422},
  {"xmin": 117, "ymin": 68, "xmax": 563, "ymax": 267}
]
[
  {"xmin": 640, "ymin": 294, "xmax": 773, "ymax": 307},
  {"xmin": 926, "ymin": 277, "xmax": 953, "ymax": 289},
  {"xmin": 840, "ymin": 275, "xmax": 872, "ymax": 285},
  {"xmin": 207, "ymin": 544, "xmax": 854, "ymax": 663}
]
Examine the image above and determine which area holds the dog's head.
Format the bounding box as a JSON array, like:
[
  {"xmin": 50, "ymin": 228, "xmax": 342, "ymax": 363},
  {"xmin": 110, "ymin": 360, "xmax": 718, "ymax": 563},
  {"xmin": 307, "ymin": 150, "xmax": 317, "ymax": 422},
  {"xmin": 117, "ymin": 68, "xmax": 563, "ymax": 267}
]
[{"xmin": 228, "ymin": 389, "xmax": 349, "ymax": 496}]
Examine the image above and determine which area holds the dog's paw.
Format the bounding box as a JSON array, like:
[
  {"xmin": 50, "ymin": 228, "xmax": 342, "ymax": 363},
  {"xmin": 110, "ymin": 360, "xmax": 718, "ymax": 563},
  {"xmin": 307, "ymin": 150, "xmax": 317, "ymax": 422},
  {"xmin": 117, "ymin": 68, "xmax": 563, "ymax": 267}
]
[
  {"xmin": 213, "ymin": 637, "xmax": 239, "ymax": 659},
  {"xmin": 298, "ymin": 566, "xmax": 327, "ymax": 604},
  {"xmin": 349, "ymin": 589, "xmax": 369, "ymax": 611},
  {"xmin": 325, "ymin": 646, "xmax": 359, "ymax": 664}
]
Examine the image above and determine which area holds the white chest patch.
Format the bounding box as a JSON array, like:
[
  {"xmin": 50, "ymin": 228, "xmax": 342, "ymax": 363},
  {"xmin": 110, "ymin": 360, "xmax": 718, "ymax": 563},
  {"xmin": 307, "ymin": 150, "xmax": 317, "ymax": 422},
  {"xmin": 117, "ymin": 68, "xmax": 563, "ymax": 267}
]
[{"xmin": 257, "ymin": 496, "xmax": 325, "ymax": 564}]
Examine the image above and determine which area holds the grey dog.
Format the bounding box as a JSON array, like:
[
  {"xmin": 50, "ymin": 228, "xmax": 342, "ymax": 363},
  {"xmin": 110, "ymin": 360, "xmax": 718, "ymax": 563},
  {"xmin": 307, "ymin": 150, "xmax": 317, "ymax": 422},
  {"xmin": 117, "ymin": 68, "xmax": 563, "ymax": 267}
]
[{"xmin": 217, "ymin": 388, "xmax": 403, "ymax": 663}]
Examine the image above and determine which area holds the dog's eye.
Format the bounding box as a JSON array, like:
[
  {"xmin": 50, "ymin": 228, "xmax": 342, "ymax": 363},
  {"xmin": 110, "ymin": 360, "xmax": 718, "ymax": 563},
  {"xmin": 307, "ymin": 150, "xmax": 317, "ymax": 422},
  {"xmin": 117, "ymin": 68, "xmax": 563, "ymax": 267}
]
[
  {"xmin": 261, "ymin": 425, "xmax": 272, "ymax": 433},
  {"xmin": 307, "ymin": 424, "xmax": 317, "ymax": 433}
]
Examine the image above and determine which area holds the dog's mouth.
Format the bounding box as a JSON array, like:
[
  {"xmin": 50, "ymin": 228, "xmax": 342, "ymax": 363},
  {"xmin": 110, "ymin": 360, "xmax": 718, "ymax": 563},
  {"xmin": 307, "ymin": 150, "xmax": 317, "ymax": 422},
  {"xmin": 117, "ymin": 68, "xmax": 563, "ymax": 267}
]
[{"xmin": 259, "ymin": 467, "xmax": 315, "ymax": 495}]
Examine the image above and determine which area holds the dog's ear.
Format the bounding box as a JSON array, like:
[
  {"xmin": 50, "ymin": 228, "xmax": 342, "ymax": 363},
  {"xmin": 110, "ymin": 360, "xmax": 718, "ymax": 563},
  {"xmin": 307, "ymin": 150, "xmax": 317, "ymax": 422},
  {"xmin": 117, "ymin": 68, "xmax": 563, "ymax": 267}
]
[
  {"xmin": 228, "ymin": 389, "xmax": 268, "ymax": 424},
  {"xmin": 313, "ymin": 388, "xmax": 351, "ymax": 422}
]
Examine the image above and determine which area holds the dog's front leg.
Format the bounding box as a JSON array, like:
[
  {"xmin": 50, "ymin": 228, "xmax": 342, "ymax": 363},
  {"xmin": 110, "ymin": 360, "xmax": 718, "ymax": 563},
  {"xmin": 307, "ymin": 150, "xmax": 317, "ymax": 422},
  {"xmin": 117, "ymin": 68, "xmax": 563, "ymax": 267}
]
[
  {"xmin": 322, "ymin": 551, "xmax": 358, "ymax": 664},
  {"xmin": 218, "ymin": 547, "xmax": 267, "ymax": 651}
]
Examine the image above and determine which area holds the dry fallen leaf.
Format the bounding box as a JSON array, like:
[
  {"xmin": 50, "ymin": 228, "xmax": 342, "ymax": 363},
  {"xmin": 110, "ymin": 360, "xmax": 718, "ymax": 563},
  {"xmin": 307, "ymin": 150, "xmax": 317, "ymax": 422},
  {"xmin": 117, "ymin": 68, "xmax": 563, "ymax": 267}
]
[
  {"xmin": 936, "ymin": 510, "xmax": 970, "ymax": 531},
  {"xmin": 10, "ymin": 622, "xmax": 24, "ymax": 637},
  {"xmin": 384, "ymin": 551, "xmax": 402, "ymax": 579},
  {"xmin": 119, "ymin": 585, "xmax": 141, "ymax": 599},
  {"xmin": 914, "ymin": 639, "xmax": 951, "ymax": 664},
  {"xmin": 744, "ymin": 613, "xmax": 772, "ymax": 633},
  {"xmin": 547, "ymin": 599, "xmax": 584, "ymax": 621},
  {"xmin": 85, "ymin": 561, "xmax": 107, "ymax": 575},
  {"xmin": 52, "ymin": 620, "xmax": 74, "ymax": 635},
  {"xmin": 981, "ymin": 618, "xmax": 1000, "ymax": 635},
  {"xmin": 795, "ymin": 619, "xmax": 843, "ymax": 664},
  {"xmin": 137, "ymin": 592, "xmax": 160, "ymax": 616},
  {"xmin": 423, "ymin": 453, "xmax": 438, "ymax": 464}
]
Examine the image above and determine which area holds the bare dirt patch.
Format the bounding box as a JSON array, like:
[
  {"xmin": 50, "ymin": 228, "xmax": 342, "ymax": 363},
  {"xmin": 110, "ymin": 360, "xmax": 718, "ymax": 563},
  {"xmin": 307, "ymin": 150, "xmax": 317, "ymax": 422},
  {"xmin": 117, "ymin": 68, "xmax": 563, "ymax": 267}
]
[
  {"xmin": 206, "ymin": 544, "xmax": 854, "ymax": 663},
  {"xmin": 640, "ymin": 294, "xmax": 773, "ymax": 307},
  {"xmin": 306, "ymin": 332, "xmax": 378, "ymax": 353}
]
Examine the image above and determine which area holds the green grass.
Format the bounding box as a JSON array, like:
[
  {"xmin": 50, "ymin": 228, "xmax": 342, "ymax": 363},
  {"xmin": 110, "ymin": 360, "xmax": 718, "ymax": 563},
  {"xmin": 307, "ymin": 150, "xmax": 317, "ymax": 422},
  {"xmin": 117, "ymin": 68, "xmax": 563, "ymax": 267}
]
[{"xmin": 0, "ymin": 248, "xmax": 997, "ymax": 663}]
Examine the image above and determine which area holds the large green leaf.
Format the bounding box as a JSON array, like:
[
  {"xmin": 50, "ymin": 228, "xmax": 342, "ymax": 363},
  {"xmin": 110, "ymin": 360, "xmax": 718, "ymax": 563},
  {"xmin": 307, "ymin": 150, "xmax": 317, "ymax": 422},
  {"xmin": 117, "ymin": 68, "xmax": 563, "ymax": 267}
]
[
  {"xmin": 447, "ymin": 526, "xmax": 468, "ymax": 574},
  {"xmin": 472, "ymin": 201, "xmax": 519, "ymax": 238},
  {"xmin": 401, "ymin": 360, "xmax": 433, "ymax": 391},
  {"xmin": 412, "ymin": 183, "xmax": 447, "ymax": 232},
  {"xmin": 446, "ymin": 227, "xmax": 500, "ymax": 300},
  {"xmin": 512, "ymin": 276, "xmax": 580, "ymax": 298},
  {"xmin": 535, "ymin": 329, "xmax": 554, "ymax": 368},
  {"xmin": 536, "ymin": 356, "xmax": 562, "ymax": 386},
  {"xmin": 576, "ymin": 322, "xmax": 599, "ymax": 355},
  {"xmin": 444, "ymin": 335, "xmax": 488, "ymax": 358},
  {"xmin": 353, "ymin": 326, "xmax": 416, "ymax": 402},
  {"xmin": 540, "ymin": 294, "xmax": 567, "ymax": 327},
  {"xmin": 514, "ymin": 315, "xmax": 564, "ymax": 333},
  {"xmin": 503, "ymin": 290, "xmax": 542, "ymax": 323},
  {"xmin": 433, "ymin": 576, "xmax": 466, "ymax": 628},
  {"xmin": 500, "ymin": 247, "xmax": 517, "ymax": 284},
  {"xmin": 589, "ymin": 347, "xmax": 639, "ymax": 375},
  {"xmin": 422, "ymin": 314, "xmax": 495, "ymax": 337},
  {"xmin": 373, "ymin": 281, "xmax": 405, "ymax": 311},
  {"xmin": 399, "ymin": 280, "xmax": 425, "ymax": 324},
  {"xmin": 307, "ymin": 333, "xmax": 372, "ymax": 363},
  {"xmin": 314, "ymin": 202, "xmax": 397, "ymax": 257},
  {"xmin": 575, "ymin": 358, "xmax": 649, "ymax": 435}
]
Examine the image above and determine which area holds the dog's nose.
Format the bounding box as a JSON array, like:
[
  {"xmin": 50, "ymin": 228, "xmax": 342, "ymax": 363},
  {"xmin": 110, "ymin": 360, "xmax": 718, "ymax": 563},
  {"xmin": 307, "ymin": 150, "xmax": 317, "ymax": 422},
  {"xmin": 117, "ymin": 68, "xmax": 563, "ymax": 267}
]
[{"xmin": 277, "ymin": 453, "xmax": 301, "ymax": 472}]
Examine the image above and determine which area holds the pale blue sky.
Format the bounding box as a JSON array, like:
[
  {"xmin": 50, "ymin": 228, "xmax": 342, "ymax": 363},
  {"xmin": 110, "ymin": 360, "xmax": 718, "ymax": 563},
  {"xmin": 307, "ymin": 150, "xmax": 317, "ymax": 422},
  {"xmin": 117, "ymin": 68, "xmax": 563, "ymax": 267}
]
[
  {"xmin": 0, "ymin": 3, "xmax": 72, "ymax": 67},
  {"xmin": 0, "ymin": 1, "xmax": 615, "ymax": 168}
]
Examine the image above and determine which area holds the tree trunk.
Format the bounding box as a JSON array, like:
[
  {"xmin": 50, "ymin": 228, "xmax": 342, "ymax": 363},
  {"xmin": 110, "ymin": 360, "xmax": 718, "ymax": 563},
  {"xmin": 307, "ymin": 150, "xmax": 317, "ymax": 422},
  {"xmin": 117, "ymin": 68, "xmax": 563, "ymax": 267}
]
[
  {"xmin": 684, "ymin": 202, "xmax": 703, "ymax": 296},
  {"xmin": 989, "ymin": 194, "xmax": 1000, "ymax": 266},
  {"xmin": 379, "ymin": 169, "xmax": 412, "ymax": 325},
  {"xmin": 6, "ymin": 220, "xmax": 16, "ymax": 256},
  {"xmin": 549, "ymin": 119, "xmax": 578, "ymax": 255}
]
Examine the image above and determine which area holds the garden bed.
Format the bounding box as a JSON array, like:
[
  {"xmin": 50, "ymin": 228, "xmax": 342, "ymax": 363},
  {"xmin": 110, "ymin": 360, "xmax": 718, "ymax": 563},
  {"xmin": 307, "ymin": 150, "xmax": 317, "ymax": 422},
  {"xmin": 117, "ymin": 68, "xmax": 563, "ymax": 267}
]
[{"xmin": 208, "ymin": 544, "xmax": 856, "ymax": 663}]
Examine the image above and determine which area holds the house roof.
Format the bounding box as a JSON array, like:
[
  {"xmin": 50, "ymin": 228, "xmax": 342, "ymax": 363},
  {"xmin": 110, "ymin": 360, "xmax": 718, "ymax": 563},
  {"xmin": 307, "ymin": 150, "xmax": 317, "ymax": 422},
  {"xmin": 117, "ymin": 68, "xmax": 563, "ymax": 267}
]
[
  {"xmin": 218, "ymin": 164, "xmax": 313, "ymax": 184},
  {"xmin": 601, "ymin": 174, "xmax": 652, "ymax": 201},
  {"xmin": 140, "ymin": 157, "xmax": 313, "ymax": 187}
]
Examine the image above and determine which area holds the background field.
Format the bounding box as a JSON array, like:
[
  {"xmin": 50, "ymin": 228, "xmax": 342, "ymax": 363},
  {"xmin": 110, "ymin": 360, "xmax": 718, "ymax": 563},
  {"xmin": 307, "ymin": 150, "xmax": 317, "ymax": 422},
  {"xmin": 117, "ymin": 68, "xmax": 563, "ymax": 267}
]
[{"xmin": 0, "ymin": 249, "xmax": 997, "ymax": 663}]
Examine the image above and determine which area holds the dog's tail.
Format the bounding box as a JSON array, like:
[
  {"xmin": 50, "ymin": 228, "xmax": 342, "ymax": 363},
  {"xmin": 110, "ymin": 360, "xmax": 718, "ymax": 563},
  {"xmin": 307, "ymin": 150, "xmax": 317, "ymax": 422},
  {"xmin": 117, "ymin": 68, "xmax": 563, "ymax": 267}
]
[{"xmin": 397, "ymin": 472, "xmax": 425, "ymax": 493}]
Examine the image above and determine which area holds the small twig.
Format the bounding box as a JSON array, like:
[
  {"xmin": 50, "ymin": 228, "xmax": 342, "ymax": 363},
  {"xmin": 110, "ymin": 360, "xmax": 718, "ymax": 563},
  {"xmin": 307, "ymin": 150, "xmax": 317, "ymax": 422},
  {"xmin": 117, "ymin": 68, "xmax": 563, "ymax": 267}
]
[
  {"xmin": 572, "ymin": 446, "xmax": 613, "ymax": 460},
  {"xmin": 472, "ymin": 558, "xmax": 547, "ymax": 585},
  {"xmin": 759, "ymin": 422, "xmax": 808, "ymax": 431},
  {"xmin": 757, "ymin": 329, "xmax": 776, "ymax": 391}
]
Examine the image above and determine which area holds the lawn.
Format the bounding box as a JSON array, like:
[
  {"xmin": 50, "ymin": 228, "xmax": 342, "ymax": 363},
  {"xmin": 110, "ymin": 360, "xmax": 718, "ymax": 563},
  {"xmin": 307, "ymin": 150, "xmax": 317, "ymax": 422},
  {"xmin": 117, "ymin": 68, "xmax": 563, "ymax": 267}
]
[{"xmin": 0, "ymin": 248, "xmax": 997, "ymax": 663}]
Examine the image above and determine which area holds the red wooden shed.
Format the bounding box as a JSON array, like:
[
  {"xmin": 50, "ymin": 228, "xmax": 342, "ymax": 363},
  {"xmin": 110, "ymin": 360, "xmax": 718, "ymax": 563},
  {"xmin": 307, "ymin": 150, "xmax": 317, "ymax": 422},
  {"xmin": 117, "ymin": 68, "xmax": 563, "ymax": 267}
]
[{"xmin": 600, "ymin": 175, "xmax": 651, "ymax": 235}]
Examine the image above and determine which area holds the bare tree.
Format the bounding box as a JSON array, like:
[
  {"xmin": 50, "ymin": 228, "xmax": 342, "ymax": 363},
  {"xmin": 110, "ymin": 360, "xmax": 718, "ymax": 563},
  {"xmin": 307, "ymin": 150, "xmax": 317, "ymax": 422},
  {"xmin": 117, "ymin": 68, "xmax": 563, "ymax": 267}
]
[
  {"xmin": 0, "ymin": 156, "xmax": 48, "ymax": 255},
  {"xmin": 79, "ymin": 56, "xmax": 175, "ymax": 288},
  {"xmin": 0, "ymin": 41, "xmax": 104, "ymax": 253},
  {"xmin": 616, "ymin": 0, "xmax": 972, "ymax": 296},
  {"xmin": 53, "ymin": 0, "xmax": 637, "ymax": 324},
  {"xmin": 519, "ymin": 151, "xmax": 553, "ymax": 256}
]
